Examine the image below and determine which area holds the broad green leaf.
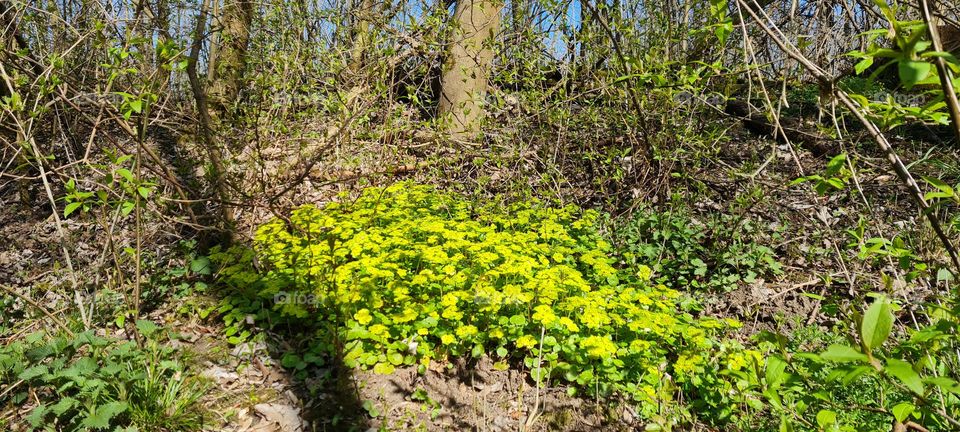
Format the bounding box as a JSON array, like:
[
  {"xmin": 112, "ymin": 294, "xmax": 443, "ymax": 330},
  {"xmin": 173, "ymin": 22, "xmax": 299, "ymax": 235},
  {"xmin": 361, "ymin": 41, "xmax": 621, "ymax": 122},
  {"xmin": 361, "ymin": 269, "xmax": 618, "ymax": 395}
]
[
  {"xmin": 373, "ymin": 362, "xmax": 394, "ymax": 375},
  {"xmin": 925, "ymin": 376, "xmax": 960, "ymax": 394},
  {"xmin": 135, "ymin": 319, "xmax": 160, "ymax": 337},
  {"xmin": 841, "ymin": 365, "xmax": 874, "ymax": 385},
  {"xmin": 885, "ymin": 358, "xmax": 924, "ymax": 395},
  {"xmin": 891, "ymin": 402, "xmax": 915, "ymax": 422},
  {"xmin": 855, "ymin": 57, "xmax": 874, "ymax": 75},
  {"xmin": 861, "ymin": 296, "xmax": 893, "ymax": 351},
  {"xmin": 18, "ymin": 364, "xmax": 48, "ymax": 380},
  {"xmin": 826, "ymin": 153, "xmax": 847, "ymax": 174},
  {"xmin": 816, "ymin": 410, "xmax": 837, "ymax": 428},
  {"xmin": 765, "ymin": 356, "xmax": 789, "ymax": 388},
  {"xmin": 128, "ymin": 99, "xmax": 143, "ymax": 114},
  {"xmin": 190, "ymin": 256, "xmax": 212, "ymax": 275},
  {"xmin": 281, "ymin": 353, "xmax": 302, "ymax": 369},
  {"xmin": 64, "ymin": 202, "xmax": 83, "ymax": 217},
  {"xmin": 821, "ymin": 345, "xmax": 868, "ymax": 363},
  {"xmin": 115, "ymin": 168, "xmax": 133, "ymax": 182},
  {"xmin": 81, "ymin": 401, "xmax": 128, "ymax": 428},
  {"xmin": 388, "ymin": 352, "xmax": 404, "ymax": 366},
  {"xmin": 899, "ymin": 60, "xmax": 932, "ymax": 89},
  {"xmin": 50, "ymin": 397, "xmax": 78, "ymax": 415},
  {"xmin": 121, "ymin": 201, "xmax": 135, "ymax": 216},
  {"xmin": 26, "ymin": 404, "xmax": 48, "ymax": 428}
]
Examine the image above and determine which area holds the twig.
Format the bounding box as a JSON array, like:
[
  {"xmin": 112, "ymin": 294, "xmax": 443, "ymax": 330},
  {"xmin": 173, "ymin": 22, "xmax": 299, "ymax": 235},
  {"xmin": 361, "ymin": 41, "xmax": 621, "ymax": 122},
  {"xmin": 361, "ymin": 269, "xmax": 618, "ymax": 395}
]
[
  {"xmin": 735, "ymin": 0, "xmax": 960, "ymax": 277},
  {"xmin": 0, "ymin": 284, "xmax": 74, "ymax": 337}
]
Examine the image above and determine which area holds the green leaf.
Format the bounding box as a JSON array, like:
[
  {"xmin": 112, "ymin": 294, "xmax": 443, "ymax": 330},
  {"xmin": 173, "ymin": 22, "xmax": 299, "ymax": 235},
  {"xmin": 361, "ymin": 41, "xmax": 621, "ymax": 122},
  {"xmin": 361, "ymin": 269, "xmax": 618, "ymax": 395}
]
[
  {"xmin": 821, "ymin": 345, "xmax": 868, "ymax": 363},
  {"xmin": 891, "ymin": 402, "xmax": 915, "ymax": 422},
  {"xmin": 923, "ymin": 176, "xmax": 955, "ymax": 195},
  {"xmin": 362, "ymin": 400, "xmax": 381, "ymax": 418},
  {"xmin": 128, "ymin": 99, "xmax": 143, "ymax": 114},
  {"xmin": 855, "ymin": 57, "xmax": 874, "ymax": 75},
  {"xmin": 861, "ymin": 296, "xmax": 893, "ymax": 351},
  {"xmin": 50, "ymin": 397, "xmax": 78, "ymax": 415},
  {"xmin": 135, "ymin": 319, "xmax": 160, "ymax": 337},
  {"xmin": 121, "ymin": 201, "xmax": 135, "ymax": 216},
  {"xmin": 765, "ymin": 356, "xmax": 789, "ymax": 388},
  {"xmin": 388, "ymin": 352, "xmax": 404, "ymax": 366},
  {"xmin": 190, "ymin": 256, "xmax": 212, "ymax": 275},
  {"xmin": 779, "ymin": 415, "xmax": 795, "ymax": 432},
  {"xmin": 18, "ymin": 364, "xmax": 48, "ymax": 380},
  {"xmin": 825, "ymin": 153, "xmax": 847, "ymax": 174},
  {"xmin": 116, "ymin": 168, "xmax": 133, "ymax": 182},
  {"xmin": 899, "ymin": 60, "xmax": 932, "ymax": 89},
  {"xmin": 373, "ymin": 362, "xmax": 395, "ymax": 375},
  {"xmin": 885, "ymin": 358, "xmax": 924, "ymax": 395},
  {"xmin": 26, "ymin": 404, "xmax": 48, "ymax": 428},
  {"xmin": 281, "ymin": 353, "xmax": 302, "ymax": 369},
  {"xmin": 816, "ymin": 410, "xmax": 837, "ymax": 428},
  {"xmin": 82, "ymin": 401, "xmax": 128, "ymax": 428},
  {"xmin": 925, "ymin": 376, "xmax": 960, "ymax": 393},
  {"xmin": 64, "ymin": 201, "xmax": 83, "ymax": 217}
]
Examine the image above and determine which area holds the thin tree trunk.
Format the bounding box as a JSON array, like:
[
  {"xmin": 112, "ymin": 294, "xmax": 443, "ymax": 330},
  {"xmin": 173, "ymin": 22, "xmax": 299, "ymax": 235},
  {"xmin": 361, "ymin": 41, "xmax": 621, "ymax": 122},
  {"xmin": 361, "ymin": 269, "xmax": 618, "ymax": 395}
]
[
  {"xmin": 209, "ymin": 0, "xmax": 254, "ymax": 119},
  {"xmin": 439, "ymin": 0, "xmax": 502, "ymax": 138},
  {"xmin": 349, "ymin": 0, "xmax": 375, "ymax": 73},
  {"xmin": 187, "ymin": 0, "xmax": 235, "ymax": 242}
]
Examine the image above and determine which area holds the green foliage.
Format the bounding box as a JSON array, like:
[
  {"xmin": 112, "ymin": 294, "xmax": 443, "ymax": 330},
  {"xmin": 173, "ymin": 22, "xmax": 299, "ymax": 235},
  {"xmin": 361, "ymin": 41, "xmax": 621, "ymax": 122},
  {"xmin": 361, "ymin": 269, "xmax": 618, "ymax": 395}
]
[
  {"xmin": 846, "ymin": 1, "xmax": 960, "ymax": 129},
  {"xmin": 0, "ymin": 326, "xmax": 207, "ymax": 431},
  {"xmin": 213, "ymin": 182, "xmax": 759, "ymax": 427},
  {"xmin": 791, "ymin": 153, "xmax": 852, "ymax": 196},
  {"xmin": 754, "ymin": 295, "xmax": 960, "ymax": 431},
  {"xmin": 612, "ymin": 205, "xmax": 782, "ymax": 292}
]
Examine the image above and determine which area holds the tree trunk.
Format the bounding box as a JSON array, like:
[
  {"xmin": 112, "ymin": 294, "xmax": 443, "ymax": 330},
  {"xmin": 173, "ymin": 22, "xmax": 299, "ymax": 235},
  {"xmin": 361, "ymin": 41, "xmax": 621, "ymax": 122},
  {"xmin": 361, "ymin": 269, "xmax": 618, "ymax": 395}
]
[
  {"xmin": 209, "ymin": 0, "xmax": 254, "ymax": 118},
  {"xmin": 349, "ymin": 0, "xmax": 375, "ymax": 73},
  {"xmin": 439, "ymin": 0, "xmax": 502, "ymax": 138}
]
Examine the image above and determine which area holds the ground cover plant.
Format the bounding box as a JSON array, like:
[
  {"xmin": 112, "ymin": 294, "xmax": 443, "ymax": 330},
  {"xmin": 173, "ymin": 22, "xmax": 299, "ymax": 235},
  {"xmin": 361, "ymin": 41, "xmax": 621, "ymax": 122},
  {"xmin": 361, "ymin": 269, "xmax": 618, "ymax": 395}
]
[
  {"xmin": 211, "ymin": 183, "xmax": 768, "ymax": 428},
  {"xmin": 0, "ymin": 323, "xmax": 207, "ymax": 431}
]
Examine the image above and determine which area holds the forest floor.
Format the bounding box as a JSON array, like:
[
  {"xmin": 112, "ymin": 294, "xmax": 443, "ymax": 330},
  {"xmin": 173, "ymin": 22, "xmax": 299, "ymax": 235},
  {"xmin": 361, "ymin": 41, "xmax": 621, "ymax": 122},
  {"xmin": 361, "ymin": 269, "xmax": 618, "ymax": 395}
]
[{"xmin": 1, "ymin": 127, "xmax": 955, "ymax": 431}]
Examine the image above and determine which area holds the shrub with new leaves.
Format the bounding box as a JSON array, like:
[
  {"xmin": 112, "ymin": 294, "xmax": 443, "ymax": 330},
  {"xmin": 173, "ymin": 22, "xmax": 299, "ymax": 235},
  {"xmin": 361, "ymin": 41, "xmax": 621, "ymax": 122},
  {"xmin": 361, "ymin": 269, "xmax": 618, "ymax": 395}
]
[{"xmin": 220, "ymin": 183, "xmax": 749, "ymax": 419}]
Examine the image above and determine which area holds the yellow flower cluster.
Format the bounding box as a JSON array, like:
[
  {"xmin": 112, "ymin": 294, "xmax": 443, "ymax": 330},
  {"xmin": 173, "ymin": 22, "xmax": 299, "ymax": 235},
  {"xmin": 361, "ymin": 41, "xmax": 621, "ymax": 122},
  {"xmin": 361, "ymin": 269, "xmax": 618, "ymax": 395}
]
[{"xmin": 248, "ymin": 182, "xmax": 743, "ymax": 416}]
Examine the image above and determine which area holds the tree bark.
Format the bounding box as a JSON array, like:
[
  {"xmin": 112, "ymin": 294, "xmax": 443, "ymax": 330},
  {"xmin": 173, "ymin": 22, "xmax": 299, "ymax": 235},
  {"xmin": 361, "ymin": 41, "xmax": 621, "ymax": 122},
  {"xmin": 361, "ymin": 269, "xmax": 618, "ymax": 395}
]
[
  {"xmin": 349, "ymin": 0, "xmax": 375, "ymax": 73},
  {"xmin": 209, "ymin": 0, "xmax": 254, "ymax": 119},
  {"xmin": 439, "ymin": 0, "xmax": 502, "ymax": 138}
]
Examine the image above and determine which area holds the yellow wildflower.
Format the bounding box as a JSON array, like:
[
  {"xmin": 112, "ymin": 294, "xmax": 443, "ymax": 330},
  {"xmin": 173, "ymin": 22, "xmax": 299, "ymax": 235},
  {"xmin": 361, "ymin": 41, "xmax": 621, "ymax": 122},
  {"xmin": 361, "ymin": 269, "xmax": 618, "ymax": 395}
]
[
  {"xmin": 516, "ymin": 335, "xmax": 538, "ymax": 349},
  {"xmin": 354, "ymin": 309, "xmax": 373, "ymax": 325},
  {"xmin": 532, "ymin": 305, "xmax": 558, "ymax": 326},
  {"xmin": 456, "ymin": 325, "xmax": 479, "ymax": 338},
  {"xmin": 580, "ymin": 335, "xmax": 617, "ymax": 359}
]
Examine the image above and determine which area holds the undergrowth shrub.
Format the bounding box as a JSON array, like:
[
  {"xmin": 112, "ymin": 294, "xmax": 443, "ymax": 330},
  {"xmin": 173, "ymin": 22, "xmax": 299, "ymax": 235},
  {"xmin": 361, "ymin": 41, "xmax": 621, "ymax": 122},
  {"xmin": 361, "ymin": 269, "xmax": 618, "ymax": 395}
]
[
  {"xmin": 612, "ymin": 206, "xmax": 782, "ymax": 291},
  {"xmin": 0, "ymin": 322, "xmax": 207, "ymax": 431},
  {"xmin": 213, "ymin": 182, "xmax": 761, "ymax": 426}
]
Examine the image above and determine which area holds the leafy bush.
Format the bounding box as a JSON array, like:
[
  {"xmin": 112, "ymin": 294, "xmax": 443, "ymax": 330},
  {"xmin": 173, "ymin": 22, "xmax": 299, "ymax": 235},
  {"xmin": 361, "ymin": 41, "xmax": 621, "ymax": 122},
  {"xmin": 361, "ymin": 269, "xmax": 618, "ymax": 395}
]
[
  {"xmin": 612, "ymin": 206, "xmax": 782, "ymax": 291},
  {"xmin": 213, "ymin": 183, "xmax": 756, "ymax": 425},
  {"xmin": 753, "ymin": 295, "xmax": 960, "ymax": 431},
  {"xmin": 0, "ymin": 322, "xmax": 207, "ymax": 431}
]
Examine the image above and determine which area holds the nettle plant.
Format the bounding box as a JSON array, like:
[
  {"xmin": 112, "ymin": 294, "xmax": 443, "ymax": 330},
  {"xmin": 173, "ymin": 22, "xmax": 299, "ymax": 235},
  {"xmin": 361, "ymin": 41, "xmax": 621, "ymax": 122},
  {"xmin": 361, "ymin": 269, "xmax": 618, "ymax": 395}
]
[
  {"xmin": 0, "ymin": 322, "xmax": 206, "ymax": 431},
  {"xmin": 213, "ymin": 183, "xmax": 758, "ymax": 425},
  {"xmin": 612, "ymin": 205, "xmax": 782, "ymax": 292}
]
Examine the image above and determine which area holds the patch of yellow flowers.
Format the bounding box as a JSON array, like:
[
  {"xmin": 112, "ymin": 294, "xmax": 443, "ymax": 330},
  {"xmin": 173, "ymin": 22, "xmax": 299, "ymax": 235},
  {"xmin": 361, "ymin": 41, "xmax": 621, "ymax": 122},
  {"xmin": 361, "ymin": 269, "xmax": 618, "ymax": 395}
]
[{"xmin": 250, "ymin": 182, "xmax": 755, "ymax": 418}]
